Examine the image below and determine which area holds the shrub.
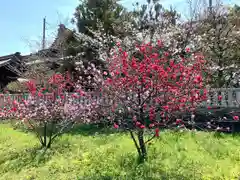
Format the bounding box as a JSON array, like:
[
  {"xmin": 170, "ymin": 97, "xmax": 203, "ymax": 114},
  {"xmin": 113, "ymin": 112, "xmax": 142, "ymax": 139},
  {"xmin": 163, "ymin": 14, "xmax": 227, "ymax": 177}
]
[{"xmin": 3, "ymin": 72, "xmax": 100, "ymax": 148}]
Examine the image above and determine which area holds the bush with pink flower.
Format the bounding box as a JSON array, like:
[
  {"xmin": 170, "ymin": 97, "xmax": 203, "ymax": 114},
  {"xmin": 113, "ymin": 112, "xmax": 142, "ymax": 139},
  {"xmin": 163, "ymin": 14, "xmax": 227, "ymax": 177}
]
[{"xmin": 2, "ymin": 69, "xmax": 103, "ymax": 148}]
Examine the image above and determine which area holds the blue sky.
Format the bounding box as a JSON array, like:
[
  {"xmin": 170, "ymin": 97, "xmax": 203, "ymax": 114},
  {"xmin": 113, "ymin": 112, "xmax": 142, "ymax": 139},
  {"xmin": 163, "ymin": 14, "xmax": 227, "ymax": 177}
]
[{"xmin": 0, "ymin": 0, "xmax": 238, "ymax": 56}]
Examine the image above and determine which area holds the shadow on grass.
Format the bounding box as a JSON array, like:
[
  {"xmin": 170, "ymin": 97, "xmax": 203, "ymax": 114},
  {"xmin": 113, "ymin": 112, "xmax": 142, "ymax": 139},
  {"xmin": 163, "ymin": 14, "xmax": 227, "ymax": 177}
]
[
  {"xmin": 231, "ymin": 132, "xmax": 240, "ymax": 141},
  {"xmin": 0, "ymin": 146, "xmax": 49, "ymax": 173},
  {"xmin": 8, "ymin": 119, "xmax": 121, "ymax": 137},
  {"xmin": 213, "ymin": 131, "xmax": 227, "ymax": 138},
  {"xmin": 120, "ymin": 155, "xmax": 198, "ymax": 180},
  {"xmin": 76, "ymin": 169, "xmax": 195, "ymax": 180},
  {"xmin": 0, "ymin": 141, "xmax": 72, "ymax": 173},
  {"xmin": 213, "ymin": 131, "xmax": 240, "ymax": 139},
  {"xmin": 75, "ymin": 152, "xmax": 198, "ymax": 180},
  {"xmin": 68, "ymin": 123, "xmax": 122, "ymax": 136}
]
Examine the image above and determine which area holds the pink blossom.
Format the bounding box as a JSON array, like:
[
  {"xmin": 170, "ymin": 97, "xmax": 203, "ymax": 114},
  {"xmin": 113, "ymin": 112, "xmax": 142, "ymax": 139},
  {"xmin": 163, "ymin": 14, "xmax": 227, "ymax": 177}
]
[{"xmin": 149, "ymin": 123, "xmax": 155, "ymax": 128}]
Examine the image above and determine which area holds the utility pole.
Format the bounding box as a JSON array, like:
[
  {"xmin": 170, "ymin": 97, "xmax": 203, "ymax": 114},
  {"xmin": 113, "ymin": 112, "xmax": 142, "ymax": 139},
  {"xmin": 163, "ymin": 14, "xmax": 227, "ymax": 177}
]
[
  {"xmin": 209, "ymin": 0, "xmax": 213, "ymax": 15},
  {"xmin": 42, "ymin": 17, "xmax": 46, "ymax": 50}
]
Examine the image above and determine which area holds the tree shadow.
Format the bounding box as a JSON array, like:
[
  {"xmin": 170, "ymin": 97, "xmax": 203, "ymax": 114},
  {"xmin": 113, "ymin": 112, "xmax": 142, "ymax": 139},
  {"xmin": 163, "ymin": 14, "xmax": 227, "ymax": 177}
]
[
  {"xmin": 76, "ymin": 168, "xmax": 196, "ymax": 180},
  {"xmin": 75, "ymin": 152, "xmax": 199, "ymax": 180},
  {"xmin": 231, "ymin": 132, "xmax": 240, "ymax": 140},
  {"xmin": 0, "ymin": 140, "xmax": 72, "ymax": 173},
  {"xmin": 68, "ymin": 123, "xmax": 122, "ymax": 136},
  {"xmin": 9, "ymin": 119, "xmax": 121, "ymax": 137},
  {"xmin": 0, "ymin": 146, "xmax": 48, "ymax": 173}
]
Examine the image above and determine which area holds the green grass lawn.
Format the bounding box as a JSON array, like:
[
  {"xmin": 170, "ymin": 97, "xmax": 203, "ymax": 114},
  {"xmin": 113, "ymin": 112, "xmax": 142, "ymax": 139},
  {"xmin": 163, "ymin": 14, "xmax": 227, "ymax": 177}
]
[{"xmin": 0, "ymin": 123, "xmax": 239, "ymax": 180}]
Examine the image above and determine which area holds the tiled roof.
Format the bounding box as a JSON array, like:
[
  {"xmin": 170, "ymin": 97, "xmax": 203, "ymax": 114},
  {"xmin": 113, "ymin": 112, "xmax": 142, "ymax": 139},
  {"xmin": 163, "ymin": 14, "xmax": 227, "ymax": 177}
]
[
  {"xmin": 0, "ymin": 59, "xmax": 11, "ymax": 67},
  {"xmin": 50, "ymin": 24, "xmax": 72, "ymax": 50},
  {"xmin": 0, "ymin": 53, "xmax": 18, "ymax": 61},
  {"xmin": 0, "ymin": 52, "xmax": 22, "ymax": 68}
]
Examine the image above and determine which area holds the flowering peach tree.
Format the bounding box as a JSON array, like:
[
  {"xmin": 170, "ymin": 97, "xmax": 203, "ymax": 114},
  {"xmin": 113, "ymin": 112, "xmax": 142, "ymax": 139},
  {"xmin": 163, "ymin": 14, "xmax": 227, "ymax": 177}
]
[
  {"xmin": 3, "ymin": 70, "xmax": 102, "ymax": 148},
  {"xmin": 102, "ymin": 41, "xmax": 208, "ymax": 162}
]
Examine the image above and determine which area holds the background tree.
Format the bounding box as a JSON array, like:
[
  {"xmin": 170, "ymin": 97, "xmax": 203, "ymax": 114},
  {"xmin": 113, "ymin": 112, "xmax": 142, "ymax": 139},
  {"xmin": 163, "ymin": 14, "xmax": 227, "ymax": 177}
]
[
  {"xmin": 72, "ymin": 0, "xmax": 131, "ymax": 37},
  {"xmin": 192, "ymin": 2, "xmax": 240, "ymax": 87},
  {"xmin": 132, "ymin": 0, "xmax": 180, "ymax": 38}
]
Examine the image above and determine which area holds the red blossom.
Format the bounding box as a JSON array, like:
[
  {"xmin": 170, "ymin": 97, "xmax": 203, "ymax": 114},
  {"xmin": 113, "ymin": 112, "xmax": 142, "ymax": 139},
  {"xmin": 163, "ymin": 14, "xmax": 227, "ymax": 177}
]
[
  {"xmin": 176, "ymin": 119, "xmax": 182, "ymax": 124},
  {"xmin": 71, "ymin": 94, "xmax": 78, "ymax": 99},
  {"xmin": 155, "ymin": 128, "xmax": 160, "ymax": 137},
  {"xmin": 218, "ymin": 95, "xmax": 222, "ymax": 101},
  {"xmin": 185, "ymin": 47, "xmax": 191, "ymax": 52},
  {"xmin": 11, "ymin": 107, "xmax": 17, "ymax": 112},
  {"xmin": 38, "ymin": 92, "xmax": 43, "ymax": 97},
  {"xmin": 140, "ymin": 125, "xmax": 145, "ymax": 129},
  {"xmin": 25, "ymin": 80, "xmax": 36, "ymax": 94},
  {"xmin": 113, "ymin": 123, "xmax": 119, "ymax": 129},
  {"xmin": 233, "ymin": 116, "xmax": 239, "ymax": 121},
  {"xmin": 164, "ymin": 51, "xmax": 169, "ymax": 56}
]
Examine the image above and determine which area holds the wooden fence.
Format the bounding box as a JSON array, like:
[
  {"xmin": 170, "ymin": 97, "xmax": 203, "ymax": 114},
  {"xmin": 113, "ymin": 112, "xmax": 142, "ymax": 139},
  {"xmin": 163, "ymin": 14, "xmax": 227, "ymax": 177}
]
[
  {"xmin": 0, "ymin": 93, "xmax": 103, "ymax": 107},
  {"xmin": 1, "ymin": 88, "xmax": 240, "ymax": 108}
]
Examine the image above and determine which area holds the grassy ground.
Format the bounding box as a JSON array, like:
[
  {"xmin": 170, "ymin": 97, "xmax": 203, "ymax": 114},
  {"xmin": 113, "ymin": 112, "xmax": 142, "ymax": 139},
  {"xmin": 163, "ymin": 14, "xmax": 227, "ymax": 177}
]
[{"xmin": 0, "ymin": 124, "xmax": 239, "ymax": 180}]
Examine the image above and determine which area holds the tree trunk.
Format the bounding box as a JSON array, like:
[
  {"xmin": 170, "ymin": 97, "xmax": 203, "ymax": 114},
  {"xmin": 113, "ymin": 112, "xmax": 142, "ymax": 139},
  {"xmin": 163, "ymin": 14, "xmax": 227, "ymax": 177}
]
[
  {"xmin": 137, "ymin": 129, "xmax": 147, "ymax": 163},
  {"xmin": 43, "ymin": 122, "xmax": 47, "ymax": 147},
  {"xmin": 217, "ymin": 69, "xmax": 224, "ymax": 88},
  {"xmin": 46, "ymin": 137, "xmax": 52, "ymax": 148},
  {"xmin": 46, "ymin": 122, "xmax": 54, "ymax": 149}
]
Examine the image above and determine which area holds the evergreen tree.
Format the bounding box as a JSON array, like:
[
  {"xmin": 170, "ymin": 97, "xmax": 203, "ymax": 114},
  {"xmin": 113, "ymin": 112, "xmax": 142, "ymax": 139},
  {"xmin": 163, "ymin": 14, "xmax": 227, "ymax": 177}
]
[{"xmin": 72, "ymin": 0, "xmax": 130, "ymax": 37}]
